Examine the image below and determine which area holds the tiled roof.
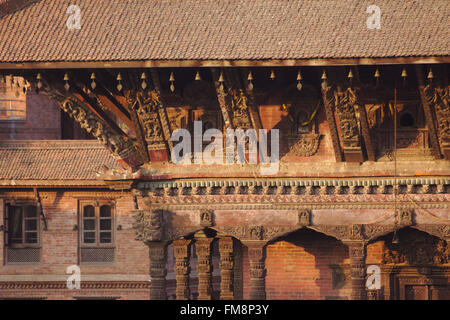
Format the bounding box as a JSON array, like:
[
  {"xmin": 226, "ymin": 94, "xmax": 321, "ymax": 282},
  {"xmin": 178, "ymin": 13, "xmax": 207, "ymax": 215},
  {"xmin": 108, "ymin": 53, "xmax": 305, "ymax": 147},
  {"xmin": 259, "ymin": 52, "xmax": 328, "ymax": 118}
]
[
  {"xmin": 0, "ymin": 140, "xmax": 118, "ymax": 184},
  {"xmin": 0, "ymin": 0, "xmax": 448, "ymax": 62}
]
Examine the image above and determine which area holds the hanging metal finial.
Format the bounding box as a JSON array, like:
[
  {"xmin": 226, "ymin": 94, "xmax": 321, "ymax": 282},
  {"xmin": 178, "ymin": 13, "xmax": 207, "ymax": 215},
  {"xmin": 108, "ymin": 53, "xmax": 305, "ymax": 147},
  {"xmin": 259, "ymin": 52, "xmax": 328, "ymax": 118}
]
[
  {"xmin": 169, "ymin": 72, "xmax": 175, "ymax": 92},
  {"xmin": 401, "ymin": 68, "xmax": 407, "ymax": 86},
  {"xmin": 321, "ymin": 70, "xmax": 327, "ymax": 89},
  {"xmin": 427, "ymin": 68, "xmax": 434, "ymax": 82},
  {"xmin": 116, "ymin": 73, "xmax": 123, "ymax": 92},
  {"xmin": 90, "ymin": 72, "xmax": 96, "ymax": 90},
  {"xmin": 247, "ymin": 71, "xmax": 253, "ymax": 90},
  {"xmin": 218, "ymin": 71, "xmax": 224, "ymax": 90},
  {"xmin": 374, "ymin": 68, "xmax": 380, "ymax": 86},
  {"xmin": 36, "ymin": 73, "xmax": 43, "ymax": 90},
  {"xmin": 195, "ymin": 70, "xmax": 201, "ymax": 81},
  {"xmin": 296, "ymin": 70, "xmax": 302, "ymax": 91},
  {"xmin": 348, "ymin": 69, "xmax": 353, "ymax": 79},
  {"xmin": 141, "ymin": 72, "xmax": 147, "ymax": 90},
  {"xmin": 63, "ymin": 73, "xmax": 70, "ymax": 91},
  {"xmin": 270, "ymin": 69, "xmax": 276, "ymax": 80}
]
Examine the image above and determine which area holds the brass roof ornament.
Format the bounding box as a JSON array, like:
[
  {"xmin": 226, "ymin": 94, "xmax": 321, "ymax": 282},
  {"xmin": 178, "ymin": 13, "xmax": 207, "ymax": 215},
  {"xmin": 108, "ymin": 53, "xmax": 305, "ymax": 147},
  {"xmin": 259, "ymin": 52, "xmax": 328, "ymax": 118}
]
[
  {"xmin": 374, "ymin": 68, "xmax": 380, "ymax": 87},
  {"xmin": 401, "ymin": 68, "xmax": 407, "ymax": 86},
  {"xmin": 247, "ymin": 71, "xmax": 253, "ymax": 91},
  {"xmin": 270, "ymin": 69, "xmax": 276, "ymax": 80},
  {"xmin": 116, "ymin": 73, "xmax": 123, "ymax": 92},
  {"xmin": 321, "ymin": 70, "xmax": 327, "ymax": 90},
  {"xmin": 427, "ymin": 68, "xmax": 434, "ymax": 82},
  {"xmin": 141, "ymin": 72, "xmax": 147, "ymax": 90},
  {"xmin": 348, "ymin": 69, "xmax": 353, "ymax": 87},
  {"xmin": 90, "ymin": 72, "xmax": 96, "ymax": 90},
  {"xmin": 169, "ymin": 72, "xmax": 175, "ymax": 92},
  {"xmin": 296, "ymin": 70, "xmax": 302, "ymax": 91},
  {"xmin": 195, "ymin": 70, "xmax": 201, "ymax": 81},
  {"xmin": 218, "ymin": 71, "xmax": 224, "ymax": 90},
  {"xmin": 64, "ymin": 73, "xmax": 70, "ymax": 91},
  {"xmin": 36, "ymin": 73, "xmax": 43, "ymax": 91}
]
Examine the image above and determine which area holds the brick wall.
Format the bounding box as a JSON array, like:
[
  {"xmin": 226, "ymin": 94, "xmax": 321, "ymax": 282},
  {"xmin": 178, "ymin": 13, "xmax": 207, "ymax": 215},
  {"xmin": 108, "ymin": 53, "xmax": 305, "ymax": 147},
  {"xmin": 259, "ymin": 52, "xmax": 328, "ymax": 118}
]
[
  {"xmin": 0, "ymin": 191, "xmax": 150, "ymax": 300},
  {"xmin": 0, "ymin": 89, "xmax": 61, "ymax": 140}
]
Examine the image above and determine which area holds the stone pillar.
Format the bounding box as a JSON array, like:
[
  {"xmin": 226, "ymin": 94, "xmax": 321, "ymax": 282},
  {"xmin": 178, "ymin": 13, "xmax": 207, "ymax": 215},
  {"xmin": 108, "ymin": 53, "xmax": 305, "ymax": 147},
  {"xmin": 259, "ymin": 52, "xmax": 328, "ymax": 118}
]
[
  {"xmin": 148, "ymin": 241, "xmax": 168, "ymax": 300},
  {"xmin": 173, "ymin": 239, "xmax": 191, "ymax": 300},
  {"xmin": 245, "ymin": 241, "xmax": 266, "ymax": 300},
  {"xmin": 196, "ymin": 237, "xmax": 214, "ymax": 300},
  {"xmin": 347, "ymin": 241, "xmax": 367, "ymax": 300},
  {"xmin": 219, "ymin": 237, "xmax": 234, "ymax": 300}
]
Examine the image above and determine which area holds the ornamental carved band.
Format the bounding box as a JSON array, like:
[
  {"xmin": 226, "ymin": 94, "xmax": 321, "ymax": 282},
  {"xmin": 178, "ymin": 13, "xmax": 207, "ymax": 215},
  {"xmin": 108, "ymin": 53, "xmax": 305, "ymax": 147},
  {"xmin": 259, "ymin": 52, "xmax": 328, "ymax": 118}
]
[
  {"xmin": 132, "ymin": 209, "xmax": 163, "ymax": 242},
  {"xmin": 135, "ymin": 90, "xmax": 166, "ymax": 150},
  {"xmin": 173, "ymin": 239, "xmax": 191, "ymax": 300},
  {"xmin": 219, "ymin": 237, "xmax": 235, "ymax": 300},
  {"xmin": 334, "ymin": 87, "xmax": 361, "ymax": 148},
  {"xmin": 59, "ymin": 97, "xmax": 137, "ymax": 159}
]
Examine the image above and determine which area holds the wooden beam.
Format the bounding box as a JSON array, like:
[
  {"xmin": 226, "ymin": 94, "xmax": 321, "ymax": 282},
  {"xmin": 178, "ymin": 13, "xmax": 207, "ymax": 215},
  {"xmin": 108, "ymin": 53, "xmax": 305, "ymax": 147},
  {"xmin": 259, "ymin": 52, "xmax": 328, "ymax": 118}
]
[
  {"xmin": 321, "ymin": 86, "xmax": 344, "ymax": 162},
  {"xmin": 415, "ymin": 65, "xmax": 442, "ymax": 159},
  {"xmin": 357, "ymin": 101, "xmax": 376, "ymax": 161},
  {"xmin": 1, "ymin": 56, "xmax": 449, "ymax": 69},
  {"xmin": 150, "ymin": 69, "xmax": 173, "ymax": 152},
  {"xmin": 210, "ymin": 68, "xmax": 233, "ymax": 129}
]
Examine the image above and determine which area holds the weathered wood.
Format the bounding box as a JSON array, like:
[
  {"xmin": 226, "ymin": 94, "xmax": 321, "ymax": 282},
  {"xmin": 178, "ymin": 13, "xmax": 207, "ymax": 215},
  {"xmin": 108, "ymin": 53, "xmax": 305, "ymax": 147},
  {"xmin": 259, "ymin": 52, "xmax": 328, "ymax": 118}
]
[
  {"xmin": 3, "ymin": 56, "xmax": 450, "ymax": 69},
  {"xmin": 321, "ymin": 86, "xmax": 344, "ymax": 162},
  {"xmin": 416, "ymin": 66, "xmax": 442, "ymax": 159}
]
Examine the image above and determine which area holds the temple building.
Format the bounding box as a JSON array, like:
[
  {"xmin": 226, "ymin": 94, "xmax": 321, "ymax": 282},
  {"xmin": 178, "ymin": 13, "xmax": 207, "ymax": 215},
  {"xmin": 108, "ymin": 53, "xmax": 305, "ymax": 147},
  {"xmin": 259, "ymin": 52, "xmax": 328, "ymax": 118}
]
[{"xmin": 0, "ymin": 0, "xmax": 448, "ymax": 300}]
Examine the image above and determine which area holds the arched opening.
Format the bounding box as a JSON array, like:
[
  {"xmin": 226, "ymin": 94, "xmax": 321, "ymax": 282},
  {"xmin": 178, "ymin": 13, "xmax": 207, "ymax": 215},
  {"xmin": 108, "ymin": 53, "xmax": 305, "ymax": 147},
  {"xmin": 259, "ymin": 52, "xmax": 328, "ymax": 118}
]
[
  {"xmin": 368, "ymin": 227, "xmax": 449, "ymax": 300},
  {"xmin": 264, "ymin": 228, "xmax": 349, "ymax": 300}
]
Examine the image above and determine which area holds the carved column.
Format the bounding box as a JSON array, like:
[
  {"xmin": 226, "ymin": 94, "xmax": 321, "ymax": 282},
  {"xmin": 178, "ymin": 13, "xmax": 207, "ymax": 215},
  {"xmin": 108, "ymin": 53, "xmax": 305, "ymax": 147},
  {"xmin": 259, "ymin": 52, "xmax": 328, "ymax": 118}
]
[
  {"xmin": 219, "ymin": 237, "xmax": 234, "ymax": 300},
  {"xmin": 196, "ymin": 237, "xmax": 214, "ymax": 300},
  {"xmin": 346, "ymin": 241, "xmax": 367, "ymax": 300},
  {"xmin": 173, "ymin": 239, "xmax": 191, "ymax": 300},
  {"xmin": 244, "ymin": 241, "xmax": 266, "ymax": 300},
  {"xmin": 148, "ymin": 241, "xmax": 168, "ymax": 300}
]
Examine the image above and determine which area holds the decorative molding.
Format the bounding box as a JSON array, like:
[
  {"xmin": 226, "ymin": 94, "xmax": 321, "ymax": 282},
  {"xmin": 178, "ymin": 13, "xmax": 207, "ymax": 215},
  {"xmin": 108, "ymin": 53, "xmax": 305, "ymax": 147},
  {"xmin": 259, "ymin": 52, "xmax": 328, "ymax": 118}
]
[
  {"xmin": 46, "ymin": 88, "xmax": 141, "ymax": 166},
  {"xmin": 0, "ymin": 282, "xmax": 151, "ymax": 290},
  {"xmin": 286, "ymin": 133, "xmax": 321, "ymax": 157}
]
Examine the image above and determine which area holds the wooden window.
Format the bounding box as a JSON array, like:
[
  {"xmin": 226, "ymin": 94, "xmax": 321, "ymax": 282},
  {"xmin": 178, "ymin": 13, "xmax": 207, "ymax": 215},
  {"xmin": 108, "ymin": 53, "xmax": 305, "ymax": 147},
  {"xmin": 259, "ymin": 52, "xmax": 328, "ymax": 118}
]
[
  {"xmin": 79, "ymin": 201, "xmax": 115, "ymax": 263},
  {"xmin": 4, "ymin": 203, "xmax": 41, "ymax": 263},
  {"xmin": 5, "ymin": 204, "xmax": 39, "ymax": 246}
]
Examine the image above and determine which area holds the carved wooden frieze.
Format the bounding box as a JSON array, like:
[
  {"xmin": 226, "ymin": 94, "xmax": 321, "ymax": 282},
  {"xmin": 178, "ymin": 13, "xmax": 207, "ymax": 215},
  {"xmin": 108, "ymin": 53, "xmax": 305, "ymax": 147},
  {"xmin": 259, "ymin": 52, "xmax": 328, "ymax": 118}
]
[
  {"xmin": 334, "ymin": 87, "xmax": 360, "ymax": 148},
  {"xmin": 57, "ymin": 96, "xmax": 139, "ymax": 163},
  {"xmin": 423, "ymin": 84, "xmax": 450, "ymax": 159},
  {"xmin": 132, "ymin": 209, "xmax": 163, "ymax": 243},
  {"xmin": 135, "ymin": 90, "xmax": 166, "ymax": 150},
  {"xmin": 286, "ymin": 133, "xmax": 321, "ymax": 157}
]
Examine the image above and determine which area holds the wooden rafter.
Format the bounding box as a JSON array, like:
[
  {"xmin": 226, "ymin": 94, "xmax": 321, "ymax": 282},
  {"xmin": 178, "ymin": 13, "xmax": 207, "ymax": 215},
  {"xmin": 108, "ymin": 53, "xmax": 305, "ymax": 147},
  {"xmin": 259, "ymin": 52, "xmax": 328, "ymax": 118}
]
[
  {"xmin": 321, "ymin": 86, "xmax": 344, "ymax": 162},
  {"xmin": 415, "ymin": 65, "xmax": 442, "ymax": 159}
]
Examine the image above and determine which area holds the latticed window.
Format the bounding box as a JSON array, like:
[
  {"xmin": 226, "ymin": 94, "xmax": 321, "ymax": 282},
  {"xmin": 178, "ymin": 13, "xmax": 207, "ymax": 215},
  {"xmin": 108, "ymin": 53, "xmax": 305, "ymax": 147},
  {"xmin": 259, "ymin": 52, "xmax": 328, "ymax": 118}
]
[
  {"xmin": 79, "ymin": 201, "xmax": 115, "ymax": 263},
  {"xmin": 4, "ymin": 203, "xmax": 40, "ymax": 263}
]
